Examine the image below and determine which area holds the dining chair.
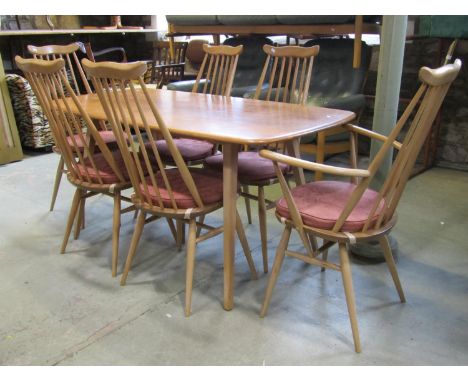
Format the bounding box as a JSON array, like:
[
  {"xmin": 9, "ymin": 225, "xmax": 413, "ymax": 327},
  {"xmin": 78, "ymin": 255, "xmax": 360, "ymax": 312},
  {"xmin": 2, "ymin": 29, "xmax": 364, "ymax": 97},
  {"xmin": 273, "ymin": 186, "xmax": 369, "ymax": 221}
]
[
  {"xmin": 146, "ymin": 41, "xmax": 187, "ymax": 88},
  {"xmin": 27, "ymin": 43, "xmax": 120, "ymax": 219},
  {"xmin": 82, "ymin": 58, "xmax": 257, "ymax": 316},
  {"xmin": 258, "ymin": 59, "xmax": 462, "ymax": 352},
  {"xmin": 156, "ymin": 43, "xmax": 243, "ymax": 168},
  {"xmin": 15, "ymin": 56, "xmax": 138, "ymax": 277},
  {"xmin": 205, "ymin": 44, "xmax": 320, "ymax": 273}
]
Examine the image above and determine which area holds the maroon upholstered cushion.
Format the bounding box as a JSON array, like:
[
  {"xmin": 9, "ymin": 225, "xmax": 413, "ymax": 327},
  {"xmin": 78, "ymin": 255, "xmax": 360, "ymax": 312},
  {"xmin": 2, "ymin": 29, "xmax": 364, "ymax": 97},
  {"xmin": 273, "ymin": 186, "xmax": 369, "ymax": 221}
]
[
  {"xmin": 276, "ymin": 181, "xmax": 385, "ymax": 232},
  {"xmin": 66, "ymin": 130, "xmax": 119, "ymax": 149},
  {"xmin": 156, "ymin": 138, "xmax": 214, "ymax": 162},
  {"xmin": 75, "ymin": 150, "xmax": 130, "ymax": 184},
  {"xmin": 75, "ymin": 142, "xmax": 158, "ymax": 185},
  {"xmin": 139, "ymin": 168, "xmax": 224, "ymax": 209},
  {"xmin": 204, "ymin": 151, "xmax": 289, "ymax": 183}
]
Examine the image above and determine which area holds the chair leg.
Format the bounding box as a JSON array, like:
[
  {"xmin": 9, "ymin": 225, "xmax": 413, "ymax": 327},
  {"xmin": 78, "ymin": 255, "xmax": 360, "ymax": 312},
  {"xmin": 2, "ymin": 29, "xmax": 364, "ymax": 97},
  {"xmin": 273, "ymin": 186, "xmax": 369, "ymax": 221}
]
[
  {"xmin": 176, "ymin": 220, "xmax": 185, "ymax": 251},
  {"xmin": 315, "ymin": 132, "xmax": 326, "ymax": 181},
  {"xmin": 185, "ymin": 218, "xmax": 197, "ymax": 317},
  {"xmin": 120, "ymin": 211, "xmax": 146, "ymax": 286},
  {"xmin": 111, "ymin": 191, "xmax": 121, "ymax": 278},
  {"xmin": 196, "ymin": 215, "xmax": 205, "ymax": 237},
  {"xmin": 307, "ymin": 233, "xmax": 318, "ymax": 252},
  {"xmin": 379, "ymin": 235, "xmax": 406, "ymax": 303},
  {"xmin": 260, "ymin": 225, "xmax": 292, "ymax": 318},
  {"xmin": 60, "ymin": 188, "xmax": 81, "ymax": 254},
  {"xmin": 74, "ymin": 190, "xmax": 85, "ymax": 240},
  {"xmin": 321, "ymin": 239, "xmax": 329, "ymax": 272},
  {"xmin": 166, "ymin": 218, "xmax": 178, "ymax": 243},
  {"xmin": 50, "ymin": 156, "xmax": 64, "ymax": 212},
  {"xmin": 338, "ymin": 242, "xmax": 361, "ymax": 353},
  {"xmin": 235, "ymin": 209, "xmax": 258, "ymax": 280},
  {"xmin": 242, "ymin": 185, "xmax": 252, "ymax": 224},
  {"xmin": 258, "ymin": 186, "xmax": 268, "ymax": 273}
]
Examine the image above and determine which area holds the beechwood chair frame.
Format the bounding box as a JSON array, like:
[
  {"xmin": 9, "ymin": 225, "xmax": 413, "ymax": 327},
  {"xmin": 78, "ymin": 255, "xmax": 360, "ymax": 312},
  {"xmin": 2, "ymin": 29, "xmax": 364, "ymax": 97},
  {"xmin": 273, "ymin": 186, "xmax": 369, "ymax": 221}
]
[
  {"xmin": 27, "ymin": 43, "xmax": 94, "ymax": 216},
  {"xmin": 242, "ymin": 44, "xmax": 320, "ymax": 273},
  {"xmin": 15, "ymin": 56, "xmax": 137, "ymax": 277},
  {"xmin": 159, "ymin": 43, "xmax": 243, "ymax": 170},
  {"xmin": 192, "ymin": 43, "xmax": 242, "ymax": 97},
  {"xmin": 258, "ymin": 59, "xmax": 462, "ymax": 352},
  {"xmin": 164, "ymin": 43, "xmax": 243, "ymax": 243},
  {"xmin": 82, "ymin": 58, "xmax": 257, "ymax": 316}
]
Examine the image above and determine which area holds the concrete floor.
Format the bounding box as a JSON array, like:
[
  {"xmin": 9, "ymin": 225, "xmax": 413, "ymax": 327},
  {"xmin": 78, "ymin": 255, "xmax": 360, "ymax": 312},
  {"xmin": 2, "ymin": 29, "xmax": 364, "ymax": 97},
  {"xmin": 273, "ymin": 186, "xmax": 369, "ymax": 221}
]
[{"xmin": 1, "ymin": 151, "xmax": 468, "ymax": 365}]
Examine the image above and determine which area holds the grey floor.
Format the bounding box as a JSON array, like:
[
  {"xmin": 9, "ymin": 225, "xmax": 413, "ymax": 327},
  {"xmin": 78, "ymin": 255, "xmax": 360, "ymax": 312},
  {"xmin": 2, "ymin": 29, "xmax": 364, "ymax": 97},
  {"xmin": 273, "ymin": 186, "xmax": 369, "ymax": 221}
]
[{"xmin": 1, "ymin": 151, "xmax": 468, "ymax": 365}]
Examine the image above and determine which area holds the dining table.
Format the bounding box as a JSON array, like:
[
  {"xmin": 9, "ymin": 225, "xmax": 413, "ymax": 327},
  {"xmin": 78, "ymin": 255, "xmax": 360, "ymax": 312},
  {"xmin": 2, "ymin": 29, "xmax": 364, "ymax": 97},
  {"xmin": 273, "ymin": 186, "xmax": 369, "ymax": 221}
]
[{"xmin": 67, "ymin": 87, "xmax": 355, "ymax": 311}]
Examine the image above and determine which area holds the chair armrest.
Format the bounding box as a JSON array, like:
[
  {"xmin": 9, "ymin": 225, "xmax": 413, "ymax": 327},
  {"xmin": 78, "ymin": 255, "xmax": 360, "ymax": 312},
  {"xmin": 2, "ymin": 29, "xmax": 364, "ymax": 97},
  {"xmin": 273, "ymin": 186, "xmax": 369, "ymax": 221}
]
[
  {"xmin": 259, "ymin": 149, "xmax": 370, "ymax": 178},
  {"xmin": 344, "ymin": 124, "xmax": 402, "ymax": 150},
  {"xmin": 92, "ymin": 47, "xmax": 127, "ymax": 63}
]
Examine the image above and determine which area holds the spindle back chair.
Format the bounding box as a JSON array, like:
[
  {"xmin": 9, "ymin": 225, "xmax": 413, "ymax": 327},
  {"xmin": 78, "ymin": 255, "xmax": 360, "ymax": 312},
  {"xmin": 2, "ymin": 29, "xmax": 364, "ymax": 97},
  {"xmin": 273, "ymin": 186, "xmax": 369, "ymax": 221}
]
[
  {"xmin": 148, "ymin": 41, "xmax": 187, "ymax": 87},
  {"xmin": 253, "ymin": 44, "xmax": 320, "ymax": 105},
  {"xmin": 27, "ymin": 43, "xmax": 92, "ymax": 96},
  {"xmin": 15, "ymin": 56, "xmax": 136, "ymax": 277},
  {"xmin": 82, "ymin": 58, "xmax": 257, "ymax": 316},
  {"xmin": 27, "ymin": 43, "xmax": 116, "ymax": 215},
  {"xmin": 192, "ymin": 44, "xmax": 243, "ymax": 96},
  {"xmin": 258, "ymin": 59, "xmax": 462, "ymax": 353},
  {"xmin": 206, "ymin": 44, "xmax": 319, "ymax": 274}
]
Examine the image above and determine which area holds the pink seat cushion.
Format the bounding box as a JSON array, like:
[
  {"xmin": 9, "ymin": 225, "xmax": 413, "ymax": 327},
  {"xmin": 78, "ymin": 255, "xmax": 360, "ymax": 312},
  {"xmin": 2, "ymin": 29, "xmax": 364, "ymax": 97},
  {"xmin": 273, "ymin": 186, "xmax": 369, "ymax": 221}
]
[
  {"xmin": 139, "ymin": 168, "xmax": 224, "ymax": 209},
  {"xmin": 204, "ymin": 151, "xmax": 289, "ymax": 183},
  {"xmin": 66, "ymin": 130, "xmax": 119, "ymax": 149},
  {"xmin": 75, "ymin": 150, "xmax": 130, "ymax": 184},
  {"xmin": 276, "ymin": 181, "xmax": 385, "ymax": 232},
  {"xmin": 156, "ymin": 138, "xmax": 214, "ymax": 162},
  {"xmin": 75, "ymin": 142, "xmax": 158, "ymax": 185}
]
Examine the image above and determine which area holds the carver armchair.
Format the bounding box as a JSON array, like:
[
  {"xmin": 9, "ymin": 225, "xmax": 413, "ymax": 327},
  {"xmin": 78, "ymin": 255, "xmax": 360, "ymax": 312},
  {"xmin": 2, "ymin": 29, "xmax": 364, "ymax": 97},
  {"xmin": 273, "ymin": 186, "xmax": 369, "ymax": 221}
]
[{"xmin": 259, "ymin": 59, "xmax": 461, "ymax": 352}]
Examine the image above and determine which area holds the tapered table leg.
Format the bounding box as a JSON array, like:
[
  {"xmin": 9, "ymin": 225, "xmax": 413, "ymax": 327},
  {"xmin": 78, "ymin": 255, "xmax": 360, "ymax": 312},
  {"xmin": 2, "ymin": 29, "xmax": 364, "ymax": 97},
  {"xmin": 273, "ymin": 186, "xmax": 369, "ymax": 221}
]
[
  {"xmin": 285, "ymin": 138, "xmax": 305, "ymax": 186},
  {"xmin": 223, "ymin": 143, "xmax": 239, "ymax": 310}
]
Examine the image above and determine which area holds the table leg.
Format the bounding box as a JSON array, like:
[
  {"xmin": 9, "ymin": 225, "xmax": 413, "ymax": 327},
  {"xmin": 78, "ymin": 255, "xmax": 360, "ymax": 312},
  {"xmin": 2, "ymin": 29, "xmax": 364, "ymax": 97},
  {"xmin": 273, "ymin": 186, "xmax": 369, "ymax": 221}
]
[
  {"xmin": 223, "ymin": 142, "xmax": 239, "ymax": 310},
  {"xmin": 286, "ymin": 138, "xmax": 305, "ymax": 186}
]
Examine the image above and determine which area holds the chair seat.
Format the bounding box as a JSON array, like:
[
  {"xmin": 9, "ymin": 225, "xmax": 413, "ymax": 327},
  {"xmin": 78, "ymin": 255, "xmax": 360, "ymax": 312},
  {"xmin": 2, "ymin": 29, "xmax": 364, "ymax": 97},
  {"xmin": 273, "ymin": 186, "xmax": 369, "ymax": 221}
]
[
  {"xmin": 276, "ymin": 181, "xmax": 385, "ymax": 232},
  {"xmin": 156, "ymin": 138, "xmax": 214, "ymax": 162},
  {"xmin": 66, "ymin": 130, "xmax": 119, "ymax": 149},
  {"xmin": 75, "ymin": 150, "xmax": 130, "ymax": 185},
  {"xmin": 139, "ymin": 168, "xmax": 224, "ymax": 209},
  {"xmin": 204, "ymin": 151, "xmax": 289, "ymax": 183}
]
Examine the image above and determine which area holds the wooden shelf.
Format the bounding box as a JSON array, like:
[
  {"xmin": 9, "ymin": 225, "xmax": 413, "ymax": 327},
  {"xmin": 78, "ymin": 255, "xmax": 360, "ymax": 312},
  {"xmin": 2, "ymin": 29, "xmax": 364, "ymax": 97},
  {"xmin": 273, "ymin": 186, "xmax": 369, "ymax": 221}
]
[
  {"xmin": 0, "ymin": 29, "xmax": 159, "ymax": 37},
  {"xmin": 169, "ymin": 23, "xmax": 381, "ymax": 37}
]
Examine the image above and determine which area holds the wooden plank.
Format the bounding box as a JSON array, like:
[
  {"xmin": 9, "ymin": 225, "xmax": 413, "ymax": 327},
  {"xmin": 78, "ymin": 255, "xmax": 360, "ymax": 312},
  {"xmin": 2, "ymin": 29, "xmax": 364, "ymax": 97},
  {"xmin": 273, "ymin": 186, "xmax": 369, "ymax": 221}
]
[
  {"xmin": 0, "ymin": 52, "xmax": 23, "ymax": 164},
  {"xmin": 169, "ymin": 23, "xmax": 381, "ymax": 37}
]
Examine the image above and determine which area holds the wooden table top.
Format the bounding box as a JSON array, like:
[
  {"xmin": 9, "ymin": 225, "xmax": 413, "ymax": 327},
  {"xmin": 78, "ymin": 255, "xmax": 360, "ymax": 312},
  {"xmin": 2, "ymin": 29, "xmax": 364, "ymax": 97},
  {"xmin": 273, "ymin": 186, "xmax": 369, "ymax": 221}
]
[{"xmin": 72, "ymin": 88, "xmax": 355, "ymax": 145}]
